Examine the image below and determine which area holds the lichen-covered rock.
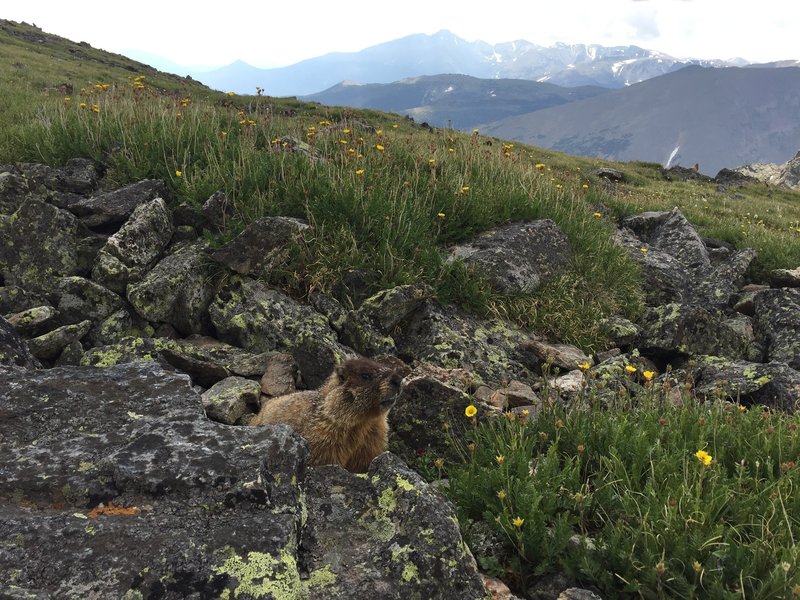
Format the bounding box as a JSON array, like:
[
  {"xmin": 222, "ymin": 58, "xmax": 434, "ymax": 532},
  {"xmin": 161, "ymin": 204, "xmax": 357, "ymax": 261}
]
[
  {"xmin": 636, "ymin": 303, "xmax": 751, "ymax": 360},
  {"xmin": 691, "ymin": 357, "xmax": 800, "ymax": 411},
  {"xmin": 301, "ymin": 453, "xmax": 487, "ymax": 600},
  {"xmin": 0, "ymin": 170, "xmax": 31, "ymax": 214},
  {"xmin": 395, "ymin": 300, "xmax": 535, "ymax": 385},
  {"xmin": 0, "ymin": 199, "xmax": 81, "ymax": 292},
  {"xmin": 617, "ymin": 208, "xmax": 754, "ymax": 307},
  {"xmin": 202, "ymin": 375, "xmax": 262, "ymax": 424},
  {"xmin": 355, "ymin": 283, "xmax": 432, "ymax": 333},
  {"xmin": 1, "ymin": 362, "xmax": 484, "ymax": 599},
  {"xmin": 211, "ymin": 215, "xmax": 310, "ymax": 277},
  {"xmin": 598, "ymin": 316, "xmax": 639, "ymax": 348},
  {"xmin": 17, "ymin": 158, "xmax": 100, "ymax": 195},
  {"xmin": 66, "ymin": 178, "xmax": 167, "ymax": 228},
  {"xmin": 55, "ymin": 275, "xmax": 125, "ymax": 325},
  {"xmin": 209, "ymin": 276, "xmax": 351, "ymax": 388},
  {"xmin": 201, "ymin": 190, "xmax": 233, "ymax": 231},
  {"xmin": 389, "ymin": 373, "xmax": 472, "ymax": 464},
  {"xmin": 92, "ymin": 197, "xmax": 174, "ymax": 293},
  {"xmin": 128, "ymin": 240, "xmax": 217, "ymax": 336},
  {"xmin": 0, "ymin": 316, "xmax": 40, "ymax": 368},
  {"xmin": 90, "ymin": 306, "xmax": 156, "ymax": 347},
  {"xmin": 27, "ymin": 319, "xmax": 92, "ymax": 360},
  {"xmin": 0, "ymin": 285, "xmax": 49, "ymax": 315},
  {"xmin": 0, "ymin": 362, "xmax": 309, "ymax": 598},
  {"xmin": 753, "ymin": 288, "xmax": 800, "ymax": 370},
  {"xmin": 523, "ymin": 340, "xmax": 593, "ymax": 373},
  {"xmin": 4, "ymin": 305, "xmax": 59, "ymax": 337},
  {"xmin": 769, "ymin": 267, "xmax": 800, "ymax": 288},
  {"xmin": 449, "ymin": 219, "xmax": 571, "ymax": 294}
]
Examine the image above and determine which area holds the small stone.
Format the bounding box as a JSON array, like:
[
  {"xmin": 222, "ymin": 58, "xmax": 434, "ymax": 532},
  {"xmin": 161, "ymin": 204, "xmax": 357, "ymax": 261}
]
[
  {"xmin": 201, "ymin": 376, "xmax": 261, "ymax": 425},
  {"xmin": 260, "ymin": 353, "xmax": 299, "ymax": 397}
]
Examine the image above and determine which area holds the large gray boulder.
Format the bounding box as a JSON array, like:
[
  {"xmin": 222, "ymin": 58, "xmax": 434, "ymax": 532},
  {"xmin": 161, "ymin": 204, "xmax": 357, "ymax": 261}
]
[
  {"xmin": 127, "ymin": 241, "xmax": 217, "ymax": 336},
  {"xmin": 0, "ymin": 362, "xmax": 486, "ymax": 599},
  {"xmin": 211, "ymin": 216, "xmax": 310, "ymax": 277},
  {"xmin": 449, "ymin": 219, "xmax": 571, "ymax": 294},
  {"xmin": 92, "ymin": 197, "xmax": 174, "ymax": 294},
  {"xmin": 617, "ymin": 208, "xmax": 754, "ymax": 307},
  {"xmin": 0, "ymin": 316, "xmax": 41, "ymax": 368},
  {"xmin": 0, "ymin": 199, "xmax": 82, "ymax": 291},
  {"xmin": 66, "ymin": 178, "xmax": 167, "ymax": 228},
  {"xmin": 753, "ymin": 288, "xmax": 800, "ymax": 370},
  {"xmin": 209, "ymin": 276, "xmax": 351, "ymax": 387},
  {"xmin": 691, "ymin": 357, "xmax": 800, "ymax": 411}
]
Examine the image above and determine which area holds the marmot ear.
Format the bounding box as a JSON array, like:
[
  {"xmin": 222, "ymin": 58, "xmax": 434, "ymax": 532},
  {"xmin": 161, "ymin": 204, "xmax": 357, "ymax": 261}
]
[{"xmin": 335, "ymin": 363, "xmax": 348, "ymax": 380}]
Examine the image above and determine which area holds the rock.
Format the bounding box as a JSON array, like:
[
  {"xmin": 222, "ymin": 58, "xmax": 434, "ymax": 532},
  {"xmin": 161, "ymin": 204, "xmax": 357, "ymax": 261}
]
[
  {"xmin": 55, "ymin": 275, "xmax": 124, "ymax": 325},
  {"xmin": 209, "ymin": 276, "xmax": 349, "ymax": 388},
  {"xmin": 4, "ymin": 305, "xmax": 59, "ymax": 337},
  {"xmin": 753, "ymin": 288, "xmax": 800, "ymax": 370},
  {"xmin": 211, "ymin": 216, "xmax": 310, "ymax": 277},
  {"xmin": 394, "ymin": 300, "xmax": 535, "ymax": 385},
  {"xmin": 0, "ymin": 170, "xmax": 31, "ymax": 214},
  {"xmin": 449, "ymin": 220, "xmax": 571, "ymax": 294},
  {"xmin": 598, "ymin": 316, "xmax": 639, "ymax": 348},
  {"xmin": 636, "ymin": 303, "xmax": 750, "ymax": 360},
  {"xmin": 389, "ymin": 373, "xmax": 472, "ymax": 465},
  {"xmin": 26, "ymin": 320, "xmax": 92, "ymax": 361},
  {"xmin": 768, "ymin": 267, "xmax": 800, "ymax": 288},
  {"xmin": 550, "ymin": 369, "xmax": 586, "ymax": 397},
  {"xmin": 91, "ymin": 197, "xmax": 174, "ymax": 293},
  {"xmin": 0, "ymin": 199, "xmax": 81, "ymax": 292},
  {"xmin": 301, "ymin": 453, "xmax": 487, "ymax": 600},
  {"xmin": 524, "ymin": 340, "xmax": 593, "ymax": 373},
  {"xmin": 90, "ymin": 307, "xmax": 156, "ymax": 347},
  {"xmin": 617, "ymin": 208, "xmax": 754, "ymax": 307},
  {"xmin": 127, "ymin": 241, "xmax": 217, "ymax": 336},
  {"xmin": 714, "ymin": 168, "xmax": 761, "ymax": 187},
  {"xmin": 202, "ymin": 376, "xmax": 262, "ymax": 424},
  {"xmin": 503, "ymin": 380, "xmax": 541, "ymax": 409},
  {"xmin": 201, "ymin": 190, "xmax": 233, "ymax": 231},
  {"xmin": 66, "ymin": 178, "xmax": 168, "ymax": 228},
  {"xmin": 0, "ymin": 362, "xmax": 483, "ymax": 598},
  {"xmin": 595, "ymin": 167, "xmax": 624, "ymax": 182},
  {"xmin": 691, "ymin": 358, "xmax": 800, "ymax": 411},
  {"xmin": 558, "ymin": 588, "xmax": 604, "ymax": 600},
  {"xmin": 17, "ymin": 158, "xmax": 100, "ymax": 195},
  {"xmin": 0, "ymin": 316, "xmax": 41, "ymax": 368},
  {"xmin": 732, "ymin": 284, "xmax": 770, "ymax": 316},
  {"xmin": 355, "ymin": 284, "xmax": 432, "ymax": 333},
  {"xmin": 662, "ymin": 165, "xmax": 712, "ymax": 182},
  {"xmin": 735, "ymin": 150, "xmax": 800, "ymax": 190},
  {"xmin": 260, "ymin": 352, "xmax": 299, "ymax": 396},
  {"xmin": 0, "ymin": 285, "xmax": 49, "ymax": 315}
]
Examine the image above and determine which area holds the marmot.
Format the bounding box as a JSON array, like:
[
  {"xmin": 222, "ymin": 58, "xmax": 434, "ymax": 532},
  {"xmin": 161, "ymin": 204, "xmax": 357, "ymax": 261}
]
[{"xmin": 251, "ymin": 358, "xmax": 402, "ymax": 472}]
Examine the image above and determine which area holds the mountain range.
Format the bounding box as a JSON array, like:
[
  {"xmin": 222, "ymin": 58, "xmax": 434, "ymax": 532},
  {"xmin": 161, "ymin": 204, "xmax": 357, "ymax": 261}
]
[
  {"xmin": 190, "ymin": 30, "xmax": 748, "ymax": 97},
  {"xmin": 479, "ymin": 65, "xmax": 800, "ymax": 176}
]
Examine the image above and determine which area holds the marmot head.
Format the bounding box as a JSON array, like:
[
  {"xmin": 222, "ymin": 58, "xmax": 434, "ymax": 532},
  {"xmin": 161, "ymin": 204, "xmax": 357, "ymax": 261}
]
[{"xmin": 334, "ymin": 358, "xmax": 402, "ymax": 416}]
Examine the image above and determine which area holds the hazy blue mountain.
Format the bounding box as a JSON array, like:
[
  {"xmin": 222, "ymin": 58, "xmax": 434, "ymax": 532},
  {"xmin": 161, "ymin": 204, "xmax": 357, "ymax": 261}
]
[
  {"xmin": 302, "ymin": 74, "xmax": 609, "ymax": 129},
  {"xmin": 479, "ymin": 65, "xmax": 800, "ymax": 175},
  {"xmin": 189, "ymin": 30, "xmax": 747, "ymax": 96}
]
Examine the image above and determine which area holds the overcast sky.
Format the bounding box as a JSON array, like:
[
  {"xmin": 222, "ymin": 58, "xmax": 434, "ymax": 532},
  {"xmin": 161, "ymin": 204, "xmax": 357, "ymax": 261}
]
[{"xmin": 4, "ymin": 0, "xmax": 798, "ymax": 70}]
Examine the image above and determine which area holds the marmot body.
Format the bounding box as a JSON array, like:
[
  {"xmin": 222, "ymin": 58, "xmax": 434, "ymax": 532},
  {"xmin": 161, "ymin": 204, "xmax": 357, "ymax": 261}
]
[{"xmin": 251, "ymin": 358, "xmax": 402, "ymax": 472}]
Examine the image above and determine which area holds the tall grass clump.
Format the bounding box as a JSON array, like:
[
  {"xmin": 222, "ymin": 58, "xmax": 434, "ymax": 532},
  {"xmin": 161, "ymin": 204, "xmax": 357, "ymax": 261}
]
[
  {"xmin": 6, "ymin": 81, "xmax": 643, "ymax": 349},
  {"xmin": 446, "ymin": 379, "xmax": 800, "ymax": 599}
]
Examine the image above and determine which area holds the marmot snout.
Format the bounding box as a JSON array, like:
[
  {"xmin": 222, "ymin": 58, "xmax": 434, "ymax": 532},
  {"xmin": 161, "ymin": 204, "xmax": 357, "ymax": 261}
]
[{"xmin": 251, "ymin": 357, "xmax": 402, "ymax": 472}]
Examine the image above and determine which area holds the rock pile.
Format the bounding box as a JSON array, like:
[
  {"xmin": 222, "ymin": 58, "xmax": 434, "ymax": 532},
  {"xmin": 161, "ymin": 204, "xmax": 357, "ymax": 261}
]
[{"xmin": 1, "ymin": 159, "xmax": 798, "ymax": 597}]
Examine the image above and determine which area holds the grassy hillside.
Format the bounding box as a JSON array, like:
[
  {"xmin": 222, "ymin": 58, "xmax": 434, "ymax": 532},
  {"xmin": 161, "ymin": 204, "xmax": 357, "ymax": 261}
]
[
  {"xmin": 3, "ymin": 19, "xmax": 800, "ymax": 599},
  {"xmin": 3, "ymin": 19, "xmax": 798, "ymax": 352}
]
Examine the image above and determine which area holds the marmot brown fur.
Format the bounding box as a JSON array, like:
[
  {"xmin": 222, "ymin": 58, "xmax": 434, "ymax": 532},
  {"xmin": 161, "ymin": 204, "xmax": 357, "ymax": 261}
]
[{"xmin": 251, "ymin": 358, "xmax": 402, "ymax": 472}]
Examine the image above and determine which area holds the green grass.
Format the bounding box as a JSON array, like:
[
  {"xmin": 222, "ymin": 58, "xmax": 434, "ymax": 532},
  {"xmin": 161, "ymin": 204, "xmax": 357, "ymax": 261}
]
[{"xmin": 446, "ymin": 380, "xmax": 800, "ymax": 599}]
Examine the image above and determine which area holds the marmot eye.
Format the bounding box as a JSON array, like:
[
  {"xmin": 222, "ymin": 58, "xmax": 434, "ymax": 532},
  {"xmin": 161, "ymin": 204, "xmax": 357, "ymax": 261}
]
[{"xmin": 359, "ymin": 371, "xmax": 374, "ymax": 381}]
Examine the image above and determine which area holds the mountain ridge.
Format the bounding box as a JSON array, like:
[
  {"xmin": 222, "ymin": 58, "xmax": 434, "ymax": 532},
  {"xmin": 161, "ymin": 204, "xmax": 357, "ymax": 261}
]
[{"xmin": 189, "ymin": 29, "xmax": 750, "ymax": 96}]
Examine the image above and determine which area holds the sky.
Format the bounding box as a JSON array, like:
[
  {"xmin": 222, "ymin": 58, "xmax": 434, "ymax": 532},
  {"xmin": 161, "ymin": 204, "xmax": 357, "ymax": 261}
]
[{"xmin": 3, "ymin": 0, "xmax": 798, "ymax": 70}]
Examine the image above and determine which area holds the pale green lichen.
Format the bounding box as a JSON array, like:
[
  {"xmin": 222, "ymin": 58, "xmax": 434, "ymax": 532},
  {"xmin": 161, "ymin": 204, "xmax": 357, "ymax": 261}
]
[
  {"xmin": 395, "ymin": 476, "xmax": 417, "ymax": 493},
  {"xmin": 304, "ymin": 565, "xmax": 336, "ymax": 590},
  {"xmin": 213, "ymin": 547, "xmax": 301, "ymax": 599}
]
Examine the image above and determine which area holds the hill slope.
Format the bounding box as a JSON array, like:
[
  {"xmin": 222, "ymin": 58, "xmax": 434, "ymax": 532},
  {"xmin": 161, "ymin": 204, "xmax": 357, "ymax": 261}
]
[
  {"xmin": 480, "ymin": 65, "xmax": 800, "ymax": 175},
  {"xmin": 302, "ymin": 74, "xmax": 609, "ymax": 130}
]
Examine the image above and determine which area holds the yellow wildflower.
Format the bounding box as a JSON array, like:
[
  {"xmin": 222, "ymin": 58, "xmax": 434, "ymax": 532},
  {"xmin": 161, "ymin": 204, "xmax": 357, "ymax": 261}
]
[
  {"xmin": 535, "ymin": 163, "xmax": 545, "ymax": 170},
  {"xmin": 695, "ymin": 449, "xmax": 712, "ymax": 466},
  {"xmin": 434, "ymin": 457, "xmax": 445, "ymax": 469},
  {"xmin": 578, "ymin": 362, "xmax": 591, "ymax": 371},
  {"xmin": 625, "ymin": 365, "xmax": 637, "ymax": 374},
  {"xmin": 643, "ymin": 370, "xmax": 656, "ymax": 381},
  {"xmin": 593, "ymin": 212, "xmax": 602, "ymax": 218},
  {"xmin": 495, "ymin": 455, "xmax": 505, "ymax": 465},
  {"xmin": 497, "ymin": 489, "xmax": 506, "ymax": 500},
  {"xmin": 355, "ymin": 169, "xmax": 365, "ymax": 175},
  {"xmin": 465, "ymin": 405, "xmax": 477, "ymax": 418},
  {"xmin": 512, "ymin": 517, "xmax": 524, "ymax": 528},
  {"xmin": 375, "ymin": 144, "xmax": 385, "ymax": 151},
  {"xmin": 437, "ymin": 212, "xmax": 446, "ymax": 219},
  {"xmin": 641, "ymin": 247, "xmax": 649, "ymax": 253},
  {"xmin": 226, "ymin": 91, "xmax": 235, "ymax": 96},
  {"xmin": 175, "ymin": 170, "xmax": 182, "ymax": 177}
]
